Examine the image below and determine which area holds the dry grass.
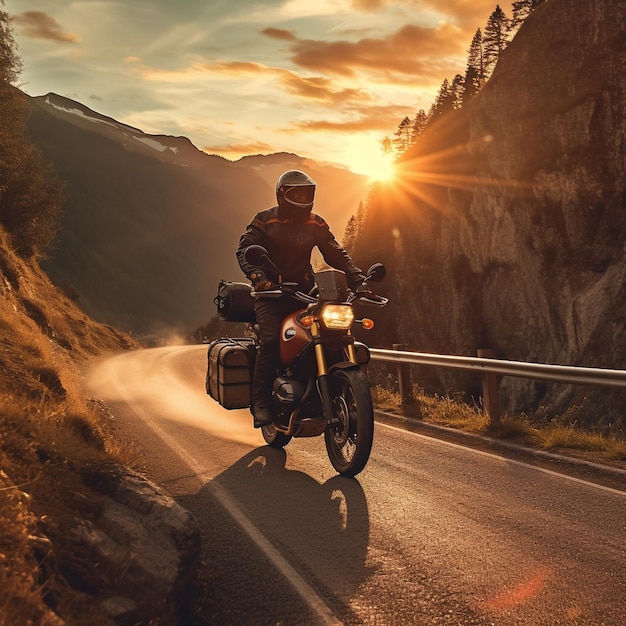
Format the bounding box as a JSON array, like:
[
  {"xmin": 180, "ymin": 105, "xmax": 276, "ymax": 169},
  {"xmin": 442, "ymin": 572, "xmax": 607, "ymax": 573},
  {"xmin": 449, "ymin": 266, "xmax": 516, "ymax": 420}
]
[
  {"xmin": 373, "ymin": 385, "xmax": 626, "ymax": 469},
  {"xmin": 0, "ymin": 229, "xmax": 138, "ymax": 625}
]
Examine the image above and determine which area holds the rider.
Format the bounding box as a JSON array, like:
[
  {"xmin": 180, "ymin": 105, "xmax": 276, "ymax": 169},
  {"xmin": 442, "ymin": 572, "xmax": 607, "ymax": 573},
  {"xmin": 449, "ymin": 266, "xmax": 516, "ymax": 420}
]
[{"xmin": 236, "ymin": 169, "xmax": 366, "ymax": 428}]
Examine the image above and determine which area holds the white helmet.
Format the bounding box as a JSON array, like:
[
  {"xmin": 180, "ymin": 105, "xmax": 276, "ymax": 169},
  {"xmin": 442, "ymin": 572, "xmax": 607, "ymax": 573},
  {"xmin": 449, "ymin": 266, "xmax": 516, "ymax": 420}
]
[{"xmin": 276, "ymin": 170, "xmax": 316, "ymax": 214}]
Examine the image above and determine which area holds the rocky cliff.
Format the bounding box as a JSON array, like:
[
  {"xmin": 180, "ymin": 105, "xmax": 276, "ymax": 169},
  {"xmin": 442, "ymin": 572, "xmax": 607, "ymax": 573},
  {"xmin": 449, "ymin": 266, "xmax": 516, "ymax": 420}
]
[{"xmin": 354, "ymin": 0, "xmax": 626, "ymax": 427}]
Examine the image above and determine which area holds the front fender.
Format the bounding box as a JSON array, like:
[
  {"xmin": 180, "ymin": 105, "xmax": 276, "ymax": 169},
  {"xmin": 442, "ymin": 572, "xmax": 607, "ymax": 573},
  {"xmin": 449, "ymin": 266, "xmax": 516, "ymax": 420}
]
[{"xmin": 328, "ymin": 361, "xmax": 362, "ymax": 374}]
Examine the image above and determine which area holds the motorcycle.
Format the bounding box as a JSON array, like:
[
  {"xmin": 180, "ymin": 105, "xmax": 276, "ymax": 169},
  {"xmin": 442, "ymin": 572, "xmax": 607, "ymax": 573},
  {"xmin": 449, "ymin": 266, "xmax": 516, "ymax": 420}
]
[{"xmin": 208, "ymin": 246, "xmax": 387, "ymax": 477}]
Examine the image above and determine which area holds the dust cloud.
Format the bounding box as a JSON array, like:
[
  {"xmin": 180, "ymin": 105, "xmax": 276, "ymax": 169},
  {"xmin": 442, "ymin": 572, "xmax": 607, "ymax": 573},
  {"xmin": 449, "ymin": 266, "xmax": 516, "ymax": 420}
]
[{"xmin": 86, "ymin": 345, "xmax": 260, "ymax": 446}]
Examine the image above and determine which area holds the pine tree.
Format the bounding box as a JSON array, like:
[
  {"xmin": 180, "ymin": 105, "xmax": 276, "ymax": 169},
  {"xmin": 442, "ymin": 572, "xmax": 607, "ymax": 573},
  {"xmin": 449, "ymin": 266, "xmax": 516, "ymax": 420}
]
[
  {"xmin": 483, "ymin": 5, "xmax": 510, "ymax": 78},
  {"xmin": 0, "ymin": 7, "xmax": 64, "ymax": 257},
  {"xmin": 342, "ymin": 215, "xmax": 358, "ymax": 251},
  {"xmin": 429, "ymin": 78, "xmax": 456, "ymax": 120},
  {"xmin": 380, "ymin": 136, "xmax": 393, "ymax": 157},
  {"xmin": 450, "ymin": 74, "xmax": 465, "ymax": 110},
  {"xmin": 510, "ymin": 0, "xmax": 533, "ymax": 35},
  {"xmin": 411, "ymin": 110, "xmax": 428, "ymax": 142},
  {"xmin": 464, "ymin": 28, "xmax": 485, "ymax": 103},
  {"xmin": 0, "ymin": 3, "xmax": 21, "ymax": 84},
  {"xmin": 393, "ymin": 116, "xmax": 413, "ymax": 155}
]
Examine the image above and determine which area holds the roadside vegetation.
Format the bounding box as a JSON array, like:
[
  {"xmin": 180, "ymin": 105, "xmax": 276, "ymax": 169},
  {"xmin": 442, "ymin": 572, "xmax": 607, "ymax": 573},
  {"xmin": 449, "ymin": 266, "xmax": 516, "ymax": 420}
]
[{"xmin": 373, "ymin": 384, "xmax": 626, "ymax": 469}]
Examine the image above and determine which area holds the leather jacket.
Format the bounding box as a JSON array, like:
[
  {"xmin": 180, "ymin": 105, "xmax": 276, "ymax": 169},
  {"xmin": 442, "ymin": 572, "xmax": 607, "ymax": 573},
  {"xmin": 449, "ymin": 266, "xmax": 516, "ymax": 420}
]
[{"xmin": 237, "ymin": 204, "xmax": 364, "ymax": 292}]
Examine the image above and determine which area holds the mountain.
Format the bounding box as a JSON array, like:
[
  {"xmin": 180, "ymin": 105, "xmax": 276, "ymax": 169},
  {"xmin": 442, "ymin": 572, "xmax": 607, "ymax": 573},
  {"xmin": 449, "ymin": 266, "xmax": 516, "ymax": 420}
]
[
  {"xmin": 26, "ymin": 93, "xmax": 369, "ymax": 337},
  {"xmin": 350, "ymin": 0, "xmax": 626, "ymax": 427}
]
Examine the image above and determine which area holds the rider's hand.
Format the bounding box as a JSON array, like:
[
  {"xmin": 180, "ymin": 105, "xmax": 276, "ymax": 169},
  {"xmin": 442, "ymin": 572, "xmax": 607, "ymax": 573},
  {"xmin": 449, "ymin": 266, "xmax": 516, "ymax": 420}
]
[
  {"xmin": 354, "ymin": 283, "xmax": 386, "ymax": 304},
  {"xmin": 253, "ymin": 280, "xmax": 277, "ymax": 292},
  {"xmin": 251, "ymin": 271, "xmax": 273, "ymax": 292}
]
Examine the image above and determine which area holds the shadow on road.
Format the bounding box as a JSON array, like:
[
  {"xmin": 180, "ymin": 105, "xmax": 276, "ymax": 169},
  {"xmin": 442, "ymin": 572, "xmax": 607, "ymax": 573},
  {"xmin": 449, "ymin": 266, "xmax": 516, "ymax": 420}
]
[
  {"xmin": 178, "ymin": 445, "xmax": 372, "ymax": 624},
  {"xmin": 214, "ymin": 446, "xmax": 371, "ymax": 593}
]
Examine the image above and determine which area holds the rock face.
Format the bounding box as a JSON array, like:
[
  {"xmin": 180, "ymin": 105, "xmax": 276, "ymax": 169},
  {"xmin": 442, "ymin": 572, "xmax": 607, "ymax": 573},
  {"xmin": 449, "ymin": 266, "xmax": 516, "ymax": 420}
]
[
  {"xmin": 354, "ymin": 0, "xmax": 626, "ymax": 426},
  {"xmin": 72, "ymin": 466, "xmax": 200, "ymax": 624}
]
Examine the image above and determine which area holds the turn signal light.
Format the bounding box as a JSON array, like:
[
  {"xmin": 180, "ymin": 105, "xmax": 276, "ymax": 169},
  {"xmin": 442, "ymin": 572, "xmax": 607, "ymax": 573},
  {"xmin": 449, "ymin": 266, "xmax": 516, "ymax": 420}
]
[
  {"xmin": 300, "ymin": 315, "xmax": 314, "ymax": 327},
  {"xmin": 361, "ymin": 318, "xmax": 374, "ymax": 330}
]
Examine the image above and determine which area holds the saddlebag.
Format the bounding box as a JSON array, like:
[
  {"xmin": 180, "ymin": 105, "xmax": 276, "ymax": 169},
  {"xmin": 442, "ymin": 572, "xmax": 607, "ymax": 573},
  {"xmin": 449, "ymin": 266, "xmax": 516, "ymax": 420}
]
[
  {"xmin": 206, "ymin": 337, "xmax": 255, "ymax": 409},
  {"xmin": 214, "ymin": 280, "xmax": 256, "ymax": 323}
]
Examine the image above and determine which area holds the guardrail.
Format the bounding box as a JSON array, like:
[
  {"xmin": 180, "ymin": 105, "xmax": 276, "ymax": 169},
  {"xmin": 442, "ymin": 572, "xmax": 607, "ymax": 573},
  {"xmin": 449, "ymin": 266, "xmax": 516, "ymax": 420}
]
[{"xmin": 370, "ymin": 346, "xmax": 626, "ymax": 423}]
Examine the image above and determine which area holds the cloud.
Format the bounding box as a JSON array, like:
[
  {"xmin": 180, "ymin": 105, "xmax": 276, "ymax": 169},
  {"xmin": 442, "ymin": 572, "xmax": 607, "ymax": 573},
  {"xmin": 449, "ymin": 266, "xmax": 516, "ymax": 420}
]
[
  {"xmin": 261, "ymin": 22, "xmax": 464, "ymax": 80},
  {"xmin": 261, "ymin": 27, "xmax": 297, "ymax": 41},
  {"xmin": 11, "ymin": 11, "xmax": 81, "ymax": 44},
  {"xmin": 289, "ymin": 103, "xmax": 412, "ymax": 133},
  {"xmin": 202, "ymin": 141, "xmax": 275, "ymax": 158},
  {"xmin": 279, "ymin": 73, "xmax": 374, "ymax": 105}
]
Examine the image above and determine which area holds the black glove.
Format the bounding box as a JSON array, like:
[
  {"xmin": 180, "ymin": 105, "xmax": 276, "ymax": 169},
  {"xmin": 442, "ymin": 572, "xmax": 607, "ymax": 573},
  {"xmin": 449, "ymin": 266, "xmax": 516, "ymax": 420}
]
[
  {"xmin": 354, "ymin": 282, "xmax": 387, "ymax": 305},
  {"xmin": 354, "ymin": 281, "xmax": 371, "ymax": 294},
  {"xmin": 254, "ymin": 280, "xmax": 278, "ymax": 292},
  {"xmin": 250, "ymin": 271, "xmax": 271, "ymax": 291}
]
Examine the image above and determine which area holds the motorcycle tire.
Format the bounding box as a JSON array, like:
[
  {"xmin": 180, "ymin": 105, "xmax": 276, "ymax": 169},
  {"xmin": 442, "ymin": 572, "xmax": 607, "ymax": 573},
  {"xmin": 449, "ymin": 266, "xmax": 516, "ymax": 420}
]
[
  {"xmin": 261, "ymin": 423, "xmax": 292, "ymax": 448},
  {"xmin": 324, "ymin": 368, "xmax": 374, "ymax": 477}
]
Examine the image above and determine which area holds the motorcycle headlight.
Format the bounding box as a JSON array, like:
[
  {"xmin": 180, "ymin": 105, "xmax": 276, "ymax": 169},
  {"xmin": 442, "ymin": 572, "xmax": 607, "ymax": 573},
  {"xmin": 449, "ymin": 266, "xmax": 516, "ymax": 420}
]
[{"xmin": 320, "ymin": 304, "xmax": 354, "ymax": 329}]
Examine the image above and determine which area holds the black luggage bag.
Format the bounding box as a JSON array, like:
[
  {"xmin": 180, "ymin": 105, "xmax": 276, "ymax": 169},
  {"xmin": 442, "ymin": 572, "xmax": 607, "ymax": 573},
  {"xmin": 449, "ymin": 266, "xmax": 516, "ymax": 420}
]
[
  {"xmin": 206, "ymin": 337, "xmax": 256, "ymax": 409},
  {"xmin": 214, "ymin": 280, "xmax": 256, "ymax": 323}
]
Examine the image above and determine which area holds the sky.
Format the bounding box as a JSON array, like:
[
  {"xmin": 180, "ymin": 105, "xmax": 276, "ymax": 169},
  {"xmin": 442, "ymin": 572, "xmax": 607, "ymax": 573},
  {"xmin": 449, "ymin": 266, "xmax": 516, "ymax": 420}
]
[{"xmin": 5, "ymin": 0, "xmax": 501, "ymax": 179}]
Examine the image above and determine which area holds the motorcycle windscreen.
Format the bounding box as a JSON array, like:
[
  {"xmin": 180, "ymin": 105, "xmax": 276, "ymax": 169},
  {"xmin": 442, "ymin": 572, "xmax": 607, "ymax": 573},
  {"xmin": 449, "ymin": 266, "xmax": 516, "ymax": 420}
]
[{"xmin": 314, "ymin": 269, "xmax": 349, "ymax": 302}]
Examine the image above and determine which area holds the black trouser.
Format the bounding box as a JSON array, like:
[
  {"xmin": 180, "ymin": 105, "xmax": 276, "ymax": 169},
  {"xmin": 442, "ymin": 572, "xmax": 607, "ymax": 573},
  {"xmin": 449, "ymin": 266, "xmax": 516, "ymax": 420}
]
[{"xmin": 252, "ymin": 297, "xmax": 304, "ymax": 410}]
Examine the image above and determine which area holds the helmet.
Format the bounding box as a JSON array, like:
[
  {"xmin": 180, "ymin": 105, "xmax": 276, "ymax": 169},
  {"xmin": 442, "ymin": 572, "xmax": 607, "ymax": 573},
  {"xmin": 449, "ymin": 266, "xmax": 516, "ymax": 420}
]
[{"xmin": 276, "ymin": 170, "xmax": 316, "ymax": 215}]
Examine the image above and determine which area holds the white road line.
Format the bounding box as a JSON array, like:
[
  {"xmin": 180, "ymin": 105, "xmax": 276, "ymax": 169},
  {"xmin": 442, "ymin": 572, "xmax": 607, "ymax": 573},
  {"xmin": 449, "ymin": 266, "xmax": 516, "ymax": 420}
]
[
  {"xmin": 378, "ymin": 420, "xmax": 626, "ymax": 497},
  {"xmin": 108, "ymin": 367, "xmax": 342, "ymax": 626}
]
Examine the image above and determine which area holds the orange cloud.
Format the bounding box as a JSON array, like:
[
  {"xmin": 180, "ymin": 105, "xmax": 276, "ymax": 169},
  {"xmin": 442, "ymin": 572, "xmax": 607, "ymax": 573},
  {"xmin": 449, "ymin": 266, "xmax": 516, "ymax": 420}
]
[
  {"xmin": 12, "ymin": 11, "xmax": 81, "ymax": 44},
  {"xmin": 348, "ymin": 0, "xmax": 497, "ymax": 31},
  {"xmin": 272, "ymin": 23, "xmax": 464, "ymax": 79},
  {"xmin": 288, "ymin": 103, "xmax": 412, "ymax": 134},
  {"xmin": 188, "ymin": 60, "xmax": 375, "ymax": 107},
  {"xmin": 280, "ymin": 73, "xmax": 373, "ymax": 105},
  {"xmin": 202, "ymin": 141, "xmax": 275, "ymax": 158}
]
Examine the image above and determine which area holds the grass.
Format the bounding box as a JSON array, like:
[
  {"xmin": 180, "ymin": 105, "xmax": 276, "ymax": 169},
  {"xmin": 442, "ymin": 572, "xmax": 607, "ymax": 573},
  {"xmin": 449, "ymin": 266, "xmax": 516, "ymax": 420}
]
[
  {"xmin": 0, "ymin": 229, "xmax": 140, "ymax": 625},
  {"xmin": 373, "ymin": 385, "xmax": 626, "ymax": 469}
]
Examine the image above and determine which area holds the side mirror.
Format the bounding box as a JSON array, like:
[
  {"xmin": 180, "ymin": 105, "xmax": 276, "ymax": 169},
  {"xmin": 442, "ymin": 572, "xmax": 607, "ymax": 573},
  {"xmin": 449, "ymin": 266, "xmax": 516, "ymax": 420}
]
[{"xmin": 366, "ymin": 263, "xmax": 386, "ymax": 283}]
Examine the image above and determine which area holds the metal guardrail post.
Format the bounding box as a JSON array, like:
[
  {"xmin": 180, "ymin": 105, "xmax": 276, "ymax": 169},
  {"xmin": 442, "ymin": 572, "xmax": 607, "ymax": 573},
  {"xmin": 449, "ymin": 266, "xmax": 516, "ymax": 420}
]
[
  {"xmin": 393, "ymin": 343, "xmax": 416, "ymax": 409},
  {"xmin": 477, "ymin": 349, "xmax": 500, "ymax": 425}
]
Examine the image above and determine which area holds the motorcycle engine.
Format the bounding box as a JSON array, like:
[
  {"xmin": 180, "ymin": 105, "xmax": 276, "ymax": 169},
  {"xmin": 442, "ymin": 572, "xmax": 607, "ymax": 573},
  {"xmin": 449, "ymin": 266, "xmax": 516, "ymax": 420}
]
[{"xmin": 272, "ymin": 376, "xmax": 304, "ymax": 409}]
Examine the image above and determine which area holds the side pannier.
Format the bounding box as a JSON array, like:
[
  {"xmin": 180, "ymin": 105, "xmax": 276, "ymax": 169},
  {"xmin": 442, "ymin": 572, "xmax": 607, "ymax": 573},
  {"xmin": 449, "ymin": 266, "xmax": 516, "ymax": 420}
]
[
  {"xmin": 206, "ymin": 337, "xmax": 255, "ymax": 409},
  {"xmin": 214, "ymin": 280, "xmax": 256, "ymax": 323}
]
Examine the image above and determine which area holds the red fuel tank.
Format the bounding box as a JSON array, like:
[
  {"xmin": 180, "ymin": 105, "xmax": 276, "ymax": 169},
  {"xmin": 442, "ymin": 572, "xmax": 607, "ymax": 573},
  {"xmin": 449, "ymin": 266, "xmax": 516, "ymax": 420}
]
[{"xmin": 280, "ymin": 310, "xmax": 310, "ymax": 364}]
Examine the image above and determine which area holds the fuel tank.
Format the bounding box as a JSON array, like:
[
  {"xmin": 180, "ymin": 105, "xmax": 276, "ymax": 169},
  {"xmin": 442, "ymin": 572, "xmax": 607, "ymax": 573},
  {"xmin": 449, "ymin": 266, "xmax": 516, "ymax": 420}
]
[{"xmin": 280, "ymin": 310, "xmax": 310, "ymax": 364}]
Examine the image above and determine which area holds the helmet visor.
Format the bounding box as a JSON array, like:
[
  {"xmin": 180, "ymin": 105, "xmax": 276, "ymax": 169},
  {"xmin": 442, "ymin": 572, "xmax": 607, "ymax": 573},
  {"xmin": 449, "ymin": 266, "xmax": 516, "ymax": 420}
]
[{"xmin": 283, "ymin": 185, "xmax": 315, "ymax": 206}]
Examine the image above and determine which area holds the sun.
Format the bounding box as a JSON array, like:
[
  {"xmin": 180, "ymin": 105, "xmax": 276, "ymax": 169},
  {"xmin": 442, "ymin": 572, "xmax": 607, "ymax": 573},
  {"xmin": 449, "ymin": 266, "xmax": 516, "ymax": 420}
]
[
  {"xmin": 367, "ymin": 154, "xmax": 396, "ymax": 183},
  {"xmin": 343, "ymin": 136, "xmax": 397, "ymax": 183}
]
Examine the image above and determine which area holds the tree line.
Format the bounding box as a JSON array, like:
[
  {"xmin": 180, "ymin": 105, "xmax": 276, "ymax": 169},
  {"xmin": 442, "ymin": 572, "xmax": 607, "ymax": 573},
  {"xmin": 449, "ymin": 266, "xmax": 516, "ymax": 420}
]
[
  {"xmin": 0, "ymin": 3, "xmax": 64, "ymax": 258},
  {"xmin": 381, "ymin": 0, "xmax": 547, "ymax": 157}
]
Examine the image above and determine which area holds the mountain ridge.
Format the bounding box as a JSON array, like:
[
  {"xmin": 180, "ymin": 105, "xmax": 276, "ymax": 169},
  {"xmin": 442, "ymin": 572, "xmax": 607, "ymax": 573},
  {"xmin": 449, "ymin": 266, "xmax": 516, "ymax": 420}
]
[{"xmin": 26, "ymin": 93, "xmax": 370, "ymax": 336}]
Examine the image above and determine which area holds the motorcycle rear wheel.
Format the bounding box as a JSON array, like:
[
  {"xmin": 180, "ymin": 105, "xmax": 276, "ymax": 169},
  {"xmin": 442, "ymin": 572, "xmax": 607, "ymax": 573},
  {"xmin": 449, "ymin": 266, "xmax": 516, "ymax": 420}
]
[
  {"xmin": 261, "ymin": 423, "xmax": 292, "ymax": 448},
  {"xmin": 324, "ymin": 369, "xmax": 374, "ymax": 477}
]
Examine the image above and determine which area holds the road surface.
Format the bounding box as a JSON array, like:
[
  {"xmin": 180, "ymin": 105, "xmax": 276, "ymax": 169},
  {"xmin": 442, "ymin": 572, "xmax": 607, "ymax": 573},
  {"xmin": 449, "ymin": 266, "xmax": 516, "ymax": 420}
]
[{"xmin": 87, "ymin": 345, "xmax": 626, "ymax": 625}]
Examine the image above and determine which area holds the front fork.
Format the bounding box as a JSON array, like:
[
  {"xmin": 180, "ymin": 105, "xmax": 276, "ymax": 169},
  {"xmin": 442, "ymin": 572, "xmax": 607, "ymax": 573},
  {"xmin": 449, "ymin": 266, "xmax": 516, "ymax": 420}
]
[{"xmin": 311, "ymin": 322, "xmax": 357, "ymax": 421}]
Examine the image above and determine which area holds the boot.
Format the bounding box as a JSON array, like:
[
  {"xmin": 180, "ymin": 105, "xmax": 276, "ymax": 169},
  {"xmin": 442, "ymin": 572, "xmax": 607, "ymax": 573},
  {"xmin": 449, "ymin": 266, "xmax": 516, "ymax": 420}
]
[{"xmin": 252, "ymin": 401, "xmax": 274, "ymax": 428}]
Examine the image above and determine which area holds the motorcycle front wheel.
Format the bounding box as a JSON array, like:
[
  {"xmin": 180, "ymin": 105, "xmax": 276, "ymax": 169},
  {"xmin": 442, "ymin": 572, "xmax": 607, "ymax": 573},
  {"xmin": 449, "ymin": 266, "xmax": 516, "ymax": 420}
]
[
  {"xmin": 324, "ymin": 369, "xmax": 374, "ymax": 477},
  {"xmin": 261, "ymin": 423, "xmax": 292, "ymax": 448}
]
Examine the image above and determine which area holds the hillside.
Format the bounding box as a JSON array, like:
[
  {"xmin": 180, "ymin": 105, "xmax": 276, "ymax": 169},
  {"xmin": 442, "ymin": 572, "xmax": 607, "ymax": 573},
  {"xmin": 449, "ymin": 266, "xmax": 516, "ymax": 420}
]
[
  {"xmin": 0, "ymin": 224, "xmax": 145, "ymax": 622},
  {"xmin": 25, "ymin": 94, "xmax": 370, "ymax": 337},
  {"xmin": 351, "ymin": 0, "xmax": 626, "ymax": 428}
]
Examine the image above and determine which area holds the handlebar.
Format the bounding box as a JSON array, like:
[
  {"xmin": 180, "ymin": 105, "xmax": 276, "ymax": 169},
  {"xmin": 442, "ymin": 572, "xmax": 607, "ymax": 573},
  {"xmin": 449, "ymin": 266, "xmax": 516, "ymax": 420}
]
[{"xmin": 250, "ymin": 283, "xmax": 387, "ymax": 306}]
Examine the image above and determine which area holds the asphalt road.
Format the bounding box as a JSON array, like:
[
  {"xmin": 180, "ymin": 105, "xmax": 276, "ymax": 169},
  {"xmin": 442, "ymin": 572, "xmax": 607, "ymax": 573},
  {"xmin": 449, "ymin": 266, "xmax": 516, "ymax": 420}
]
[{"xmin": 87, "ymin": 345, "xmax": 626, "ymax": 625}]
